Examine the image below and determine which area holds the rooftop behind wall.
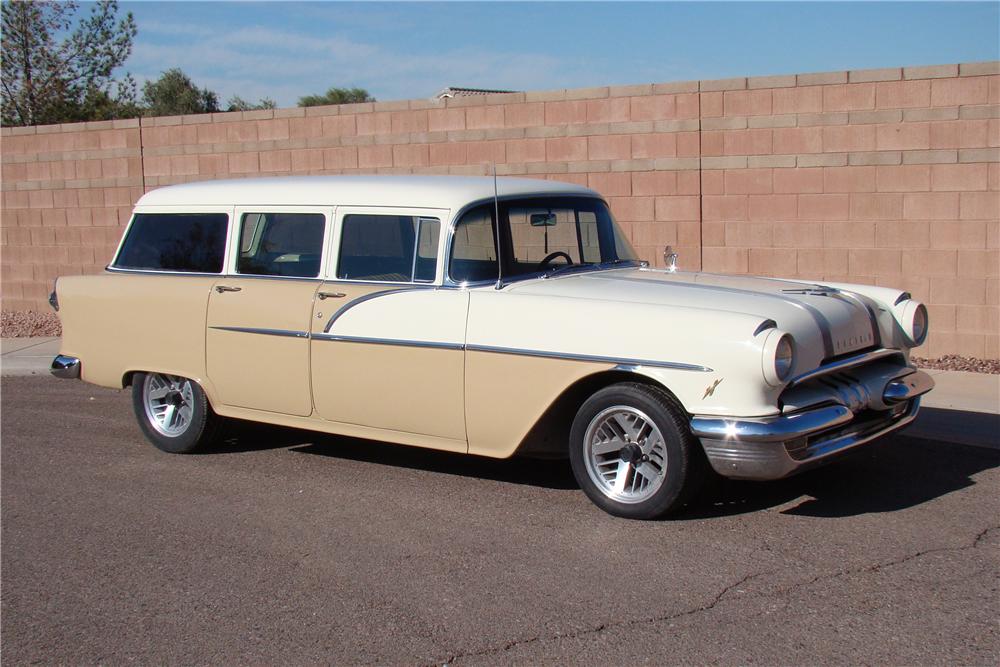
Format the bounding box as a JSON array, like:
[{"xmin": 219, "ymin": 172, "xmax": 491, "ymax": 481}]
[{"xmin": 2, "ymin": 62, "xmax": 998, "ymax": 358}]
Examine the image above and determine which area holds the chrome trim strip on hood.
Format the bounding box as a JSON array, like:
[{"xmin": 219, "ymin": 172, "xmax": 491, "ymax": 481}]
[{"xmin": 605, "ymin": 274, "xmax": 839, "ymax": 357}]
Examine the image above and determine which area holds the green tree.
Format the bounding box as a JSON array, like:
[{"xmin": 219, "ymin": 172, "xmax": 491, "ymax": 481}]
[
  {"xmin": 226, "ymin": 95, "xmax": 277, "ymax": 112},
  {"xmin": 298, "ymin": 87, "xmax": 374, "ymax": 107},
  {"xmin": 1, "ymin": 0, "xmax": 138, "ymax": 126},
  {"xmin": 141, "ymin": 68, "xmax": 219, "ymax": 117}
]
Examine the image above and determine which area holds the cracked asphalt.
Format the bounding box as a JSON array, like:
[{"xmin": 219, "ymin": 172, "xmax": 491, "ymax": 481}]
[{"xmin": 2, "ymin": 375, "xmax": 998, "ymax": 665}]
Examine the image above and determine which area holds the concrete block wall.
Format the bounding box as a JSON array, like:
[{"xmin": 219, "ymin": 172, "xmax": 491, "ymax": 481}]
[
  {"xmin": 1, "ymin": 62, "xmax": 997, "ymax": 357},
  {"xmin": 696, "ymin": 63, "xmax": 999, "ymax": 358}
]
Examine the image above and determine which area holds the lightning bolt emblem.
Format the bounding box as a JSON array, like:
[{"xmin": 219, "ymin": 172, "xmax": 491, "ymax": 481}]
[{"xmin": 703, "ymin": 378, "xmax": 723, "ymax": 399}]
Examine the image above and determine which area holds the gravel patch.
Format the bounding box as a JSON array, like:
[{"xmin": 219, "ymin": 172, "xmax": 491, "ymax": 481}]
[
  {"xmin": 1, "ymin": 311, "xmax": 62, "ymax": 338},
  {"xmin": 1, "ymin": 310, "xmax": 997, "ymax": 373},
  {"xmin": 912, "ymin": 355, "xmax": 1000, "ymax": 375}
]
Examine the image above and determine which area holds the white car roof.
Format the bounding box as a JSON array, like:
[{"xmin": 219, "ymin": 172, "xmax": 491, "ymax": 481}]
[{"xmin": 135, "ymin": 175, "xmax": 600, "ymax": 211}]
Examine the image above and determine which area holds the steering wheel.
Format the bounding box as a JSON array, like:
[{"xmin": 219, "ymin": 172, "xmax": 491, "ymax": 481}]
[{"xmin": 537, "ymin": 251, "xmax": 573, "ymax": 269}]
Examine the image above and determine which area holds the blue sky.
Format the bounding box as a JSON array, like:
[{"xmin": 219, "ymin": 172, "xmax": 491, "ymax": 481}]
[{"xmin": 120, "ymin": 1, "xmax": 1000, "ymax": 107}]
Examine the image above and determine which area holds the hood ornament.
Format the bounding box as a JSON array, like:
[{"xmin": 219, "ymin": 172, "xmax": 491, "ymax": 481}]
[{"xmin": 663, "ymin": 245, "xmax": 678, "ymax": 273}]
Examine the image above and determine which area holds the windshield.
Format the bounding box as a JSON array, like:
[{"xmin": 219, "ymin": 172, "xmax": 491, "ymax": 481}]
[{"xmin": 449, "ymin": 196, "xmax": 639, "ymax": 283}]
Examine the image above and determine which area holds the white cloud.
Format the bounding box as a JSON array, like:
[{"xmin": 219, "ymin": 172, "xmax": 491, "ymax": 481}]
[{"xmin": 128, "ymin": 22, "xmax": 576, "ymax": 106}]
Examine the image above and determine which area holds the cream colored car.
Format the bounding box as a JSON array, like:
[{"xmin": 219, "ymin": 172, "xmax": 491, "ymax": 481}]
[{"xmin": 50, "ymin": 175, "xmax": 933, "ymax": 519}]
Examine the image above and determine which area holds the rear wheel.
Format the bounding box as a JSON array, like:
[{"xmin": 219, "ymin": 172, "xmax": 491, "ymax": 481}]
[
  {"xmin": 131, "ymin": 372, "xmax": 220, "ymax": 453},
  {"xmin": 569, "ymin": 382, "xmax": 704, "ymax": 519}
]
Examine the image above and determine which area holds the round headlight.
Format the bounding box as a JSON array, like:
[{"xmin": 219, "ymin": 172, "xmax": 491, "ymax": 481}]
[
  {"xmin": 775, "ymin": 335, "xmax": 794, "ymax": 382},
  {"xmin": 761, "ymin": 330, "xmax": 795, "ymax": 386},
  {"xmin": 900, "ymin": 300, "xmax": 928, "ymax": 346}
]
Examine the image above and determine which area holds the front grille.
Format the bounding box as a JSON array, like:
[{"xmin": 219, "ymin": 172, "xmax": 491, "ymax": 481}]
[{"xmin": 779, "ymin": 350, "xmax": 910, "ymax": 415}]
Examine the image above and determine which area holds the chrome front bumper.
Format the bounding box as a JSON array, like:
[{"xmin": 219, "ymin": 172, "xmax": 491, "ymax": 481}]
[
  {"xmin": 50, "ymin": 355, "xmax": 81, "ymax": 379},
  {"xmin": 690, "ymin": 369, "xmax": 934, "ymax": 480}
]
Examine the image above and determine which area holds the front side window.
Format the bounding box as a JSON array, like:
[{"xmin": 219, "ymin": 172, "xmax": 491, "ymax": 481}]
[
  {"xmin": 236, "ymin": 212, "xmax": 325, "ymax": 278},
  {"xmin": 449, "ymin": 197, "xmax": 638, "ymax": 283},
  {"xmin": 337, "ymin": 215, "xmax": 440, "ymax": 283},
  {"xmin": 115, "ymin": 213, "xmax": 228, "ymax": 273}
]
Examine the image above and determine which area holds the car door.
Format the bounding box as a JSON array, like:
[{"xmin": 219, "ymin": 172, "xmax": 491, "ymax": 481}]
[
  {"xmin": 206, "ymin": 206, "xmax": 331, "ymax": 416},
  {"xmin": 309, "ymin": 207, "xmax": 469, "ymax": 449}
]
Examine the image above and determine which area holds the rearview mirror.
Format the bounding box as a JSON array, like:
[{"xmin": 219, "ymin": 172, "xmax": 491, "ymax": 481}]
[{"xmin": 530, "ymin": 212, "xmax": 557, "ymax": 227}]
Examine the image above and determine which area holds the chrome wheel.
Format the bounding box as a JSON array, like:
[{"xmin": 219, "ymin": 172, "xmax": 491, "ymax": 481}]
[
  {"xmin": 583, "ymin": 405, "xmax": 668, "ymax": 504},
  {"xmin": 142, "ymin": 373, "xmax": 195, "ymax": 437}
]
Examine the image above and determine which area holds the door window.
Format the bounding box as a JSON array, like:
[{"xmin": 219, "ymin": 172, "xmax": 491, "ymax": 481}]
[
  {"xmin": 236, "ymin": 212, "xmax": 326, "ymax": 278},
  {"xmin": 114, "ymin": 213, "xmax": 228, "ymax": 273},
  {"xmin": 337, "ymin": 215, "xmax": 440, "ymax": 283}
]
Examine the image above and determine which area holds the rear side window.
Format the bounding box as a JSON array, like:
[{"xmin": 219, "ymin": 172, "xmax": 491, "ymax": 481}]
[
  {"xmin": 115, "ymin": 213, "xmax": 228, "ymax": 273},
  {"xmin": 236, "ymin": 212, "xmax": 326, "ymax": 278},
  {"xmin": 337, "ymin": 215, "xmax": 440, "ymax": 282}
]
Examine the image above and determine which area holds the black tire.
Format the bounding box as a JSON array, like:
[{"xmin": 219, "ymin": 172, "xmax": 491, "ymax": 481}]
[
  {"xmin": 131, "ymin": 371, "xmax": 221, "ymax": 454},
  {"xmin": 569, "ymin": 382, "xmax": 705, "ymax": 519}
]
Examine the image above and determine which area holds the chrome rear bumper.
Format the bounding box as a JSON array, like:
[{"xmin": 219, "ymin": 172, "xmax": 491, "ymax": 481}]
[
  {"xmin": 691, "ymin": 369, "xmax": 934, "ymax": 480},
  {"xmin": 50, "ymin": 355, "xmax": 81, "ymax": 379}
]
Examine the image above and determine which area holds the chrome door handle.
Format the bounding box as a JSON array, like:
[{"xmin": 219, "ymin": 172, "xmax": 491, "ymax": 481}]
[
  {"xmin": 215, "ymin": 285, "xmax": 242, "ymax": 293},
  {"xmin": 317, "ymin": 291, "xmax": 346, "ymax": 300}
]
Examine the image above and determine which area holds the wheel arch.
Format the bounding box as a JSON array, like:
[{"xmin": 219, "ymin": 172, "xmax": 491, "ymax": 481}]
[
  {"xmin": 122, "ymin": 369, "xmax": 219, "ymax": 412},
  {"xmin": 514, "ymin": 368, "xmax": 686, "ymax": 458}
]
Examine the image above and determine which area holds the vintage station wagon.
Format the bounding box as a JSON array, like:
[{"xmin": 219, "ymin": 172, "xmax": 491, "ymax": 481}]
[{"xmin": 50, "ymin": 175, "xmax": 934, "ymax": 519}]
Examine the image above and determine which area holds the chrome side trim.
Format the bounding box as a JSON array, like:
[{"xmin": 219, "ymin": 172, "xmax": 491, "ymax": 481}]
[
  {"xmin": 786, "ymin": 348, "xmax": 903, "ymax": 388},
  {"xmin": 690, "ymin": 404, "xmax": 853, "ymax": 443},
  {"xmin": 309, "ymin": 335, "xmax": 711, "ymax": 370},
  {"xmin": 465, "ymin": 344, "xmax": 713, "ymax": 372},
  {"xmin": 51, "ymin": 355, "xmax": 81, "ymax": 379},
  {"xmin": 323, "ymin": 287, "xmax": 429, "ymax": 332},
  {"xmin": 209, "ymin": 326, "xmax": 309, "ymax": 339},
  {"xmin": 311, "ymin": 333, "xmax": 464, "ymax": 350},
  {"xmin": 883, "ymin": 369, "xmax": 934, "ymax": 404}
]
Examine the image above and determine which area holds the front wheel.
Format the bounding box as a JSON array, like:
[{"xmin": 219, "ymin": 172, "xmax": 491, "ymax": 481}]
[
  {"xmin": 131, "ymin": 372, "xmax": 220, "ymax": 454},
  {"xmin": 569, "ymin": 382, "xmax": 705, "ymax": 519}
]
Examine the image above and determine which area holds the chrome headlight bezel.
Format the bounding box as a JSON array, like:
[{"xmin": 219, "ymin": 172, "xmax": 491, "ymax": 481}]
[
  {"xmin": 900, "ymin": 300, "xmax": 928, "ymax": 347},
  {"xmin": 762, "ymin": 329, "xmax": 795, "ymax": 387}
]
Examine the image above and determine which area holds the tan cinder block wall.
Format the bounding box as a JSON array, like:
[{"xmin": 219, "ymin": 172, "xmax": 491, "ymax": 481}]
[{"xmin": 2, "ymin": 62, "xmax": 997, "ymax": 357}]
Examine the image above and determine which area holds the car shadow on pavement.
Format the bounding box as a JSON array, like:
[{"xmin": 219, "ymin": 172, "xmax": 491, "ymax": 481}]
[
  {"xmin": 211, "ymin": 419, "xmax": 579, "ymax": 490},
  {"xmin": 208, "ymin": 421, "xmax": 998, "ymax": 516},
  {"xmin": 680, "ymin": 434, "xmax": 1000, "ymax": 520}
]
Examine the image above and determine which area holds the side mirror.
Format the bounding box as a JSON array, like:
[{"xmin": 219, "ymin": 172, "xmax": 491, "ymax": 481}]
[{"xmin": 530, "ymin": 212, "xmax": 557, "ymax": 227}]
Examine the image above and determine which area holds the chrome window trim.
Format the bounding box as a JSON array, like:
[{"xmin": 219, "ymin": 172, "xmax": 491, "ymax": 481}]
[
  {"xmin": 106, "ymin": 266, "xmax": 225, "ymax": 278},
  {"xmin": 443, "ymin": 192, "xmax": 606, "ymax": 288},
  {"xmin": 209, "ymin": 326, "xmax": 309, "ymax": 339},
  {"xmin": 111, "ymin": 209, "xmax": 233, "ymax": 275},
  {"xmin": 335, "ymin": 212, "xmax": 443, "ymax": 285},
  {"xmin": 233, "ymin": 209, "xmax": 329, "ymax": 280}
]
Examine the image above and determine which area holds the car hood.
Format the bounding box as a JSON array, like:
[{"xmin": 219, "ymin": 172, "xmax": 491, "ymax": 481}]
[{"xmin": 506, "ymin": 268, "xmax": 879, "ymax": 359}]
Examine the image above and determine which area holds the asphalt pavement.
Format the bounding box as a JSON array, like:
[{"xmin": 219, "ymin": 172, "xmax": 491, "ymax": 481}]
[{"xmin": 2, "ymin": 374, "xmax": 998, "ymax": 665}]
